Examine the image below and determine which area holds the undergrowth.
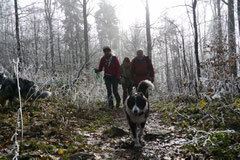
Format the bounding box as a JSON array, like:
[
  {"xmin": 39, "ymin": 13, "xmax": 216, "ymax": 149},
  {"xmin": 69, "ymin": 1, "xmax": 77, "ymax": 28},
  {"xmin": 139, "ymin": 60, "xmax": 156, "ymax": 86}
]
[{"xmin": 153, "ymin": 95, "xmax": 240, "ymax": 159}]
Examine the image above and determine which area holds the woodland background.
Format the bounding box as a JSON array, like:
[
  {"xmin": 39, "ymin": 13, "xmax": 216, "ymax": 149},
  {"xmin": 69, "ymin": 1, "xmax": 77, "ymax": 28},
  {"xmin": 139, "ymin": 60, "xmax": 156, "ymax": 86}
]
[{"xmin": 0, "ymin": 0, "xmax": 240, "ymax": 159}]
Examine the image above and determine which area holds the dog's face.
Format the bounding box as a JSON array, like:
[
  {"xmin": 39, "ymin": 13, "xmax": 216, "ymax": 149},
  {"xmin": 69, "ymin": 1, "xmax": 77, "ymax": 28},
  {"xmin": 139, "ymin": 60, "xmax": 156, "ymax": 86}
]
[{"xmin": 126, "ymin": 93, "xmax": 148, "ymax": 116}]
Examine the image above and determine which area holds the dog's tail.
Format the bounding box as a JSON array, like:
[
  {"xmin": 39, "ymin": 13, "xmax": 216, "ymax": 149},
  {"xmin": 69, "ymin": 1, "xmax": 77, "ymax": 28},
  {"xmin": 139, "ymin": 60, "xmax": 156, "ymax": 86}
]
[
  {"xmin": 137, "ymin": 80, "xmax": 154, "ymax": 97},
  {"xmin": 34, "ymin": 91, "xmax": 52, "ymax": 99}
]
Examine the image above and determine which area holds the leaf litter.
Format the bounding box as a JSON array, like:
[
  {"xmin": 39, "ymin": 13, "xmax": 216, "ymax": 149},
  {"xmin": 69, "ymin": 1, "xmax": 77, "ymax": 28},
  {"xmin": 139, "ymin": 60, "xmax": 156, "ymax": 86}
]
[{"xmin": 0, "ymin": 97, "xmax": 239, "ymax": 159}]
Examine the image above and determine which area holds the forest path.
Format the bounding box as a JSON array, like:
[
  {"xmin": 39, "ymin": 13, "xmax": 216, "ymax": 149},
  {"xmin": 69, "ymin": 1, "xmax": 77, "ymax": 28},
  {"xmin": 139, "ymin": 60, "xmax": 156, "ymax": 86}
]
[
  {"xmin": 0, "ymin": 101, "xmax": 188, "ymax": 160},
  {"xmin": 76, "ymin": 106, "xmax": 188, "ymax": 160}
]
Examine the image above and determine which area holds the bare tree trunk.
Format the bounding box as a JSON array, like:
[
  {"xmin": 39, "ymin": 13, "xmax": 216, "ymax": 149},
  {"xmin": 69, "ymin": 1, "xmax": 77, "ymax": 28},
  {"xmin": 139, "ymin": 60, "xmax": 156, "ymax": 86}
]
[
  {"xmin": 79, "ymin": 42, "xmax": 83, "ymax": 65},
  {"xmin": 45, "ymin": 34, "xmax": 49, "ymax": 70},
  {"xmin": 181, "ymin": 29, "xmax": 188, "ymax": 78},
  {"xmin": 70, "ymin": 32, "xmax": 75, "ymax": 66},
  {"xmin": 238, "ymin": 0, "xmax": 240, "ymax": 36},
  {"xmin": 44, "ymin": 0, "xmax": 55, "ymax": 73},
  {"xmin": 14, "ymin": 0, "xmax": 22, "ymax": 69},
  {"xmin": 228, "ymin": 0, "xmax": 237, "ymax": 76},
  {"xmin": 33, "ymin": 13, "xmax": 39, "ymax": 73},
  {"xmin": 49, "ymin": 19, "xmax": 55, "ymax": 72},
  {"xmin": 75, "ymin": 39, "xmax": 78, "ymax": 65},
  {"xmin": 192, "ymin": 0, "xmax": 201, "ymax": 80},
  {"xmin": 170, "ymin": 44, "xmax": 177, "ymax": 92},
  {"xmin": 175, "ymin": 35, "xmax": 182, "ymax": 93},
  {"xmin": 83, "ymin": 0, "xmax": 89, "ymax": 69},
  {"xmin": 146, "ymin": 0, "xmax": 152, "ymax": 59},
  {"xmin": 63, "ymin": 43, "xmax": 67, "ymax": 72},
  {"xmin": 217, "ymin": 0, "xmax": 223, "ymax": 51},
  {"xmin": 57, "ymin": 30, "xmax": 62, "ymax": 66},
  {"xmin": 165, "ymin": 34, "xmax": 171, "ymax": 92}
]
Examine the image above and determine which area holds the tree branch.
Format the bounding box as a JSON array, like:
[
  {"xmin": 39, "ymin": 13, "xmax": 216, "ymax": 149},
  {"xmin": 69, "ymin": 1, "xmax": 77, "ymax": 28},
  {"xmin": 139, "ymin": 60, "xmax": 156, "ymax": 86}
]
[{"xmin": 222, "ymin": 0, "xmax": 228, "ymax": 5}]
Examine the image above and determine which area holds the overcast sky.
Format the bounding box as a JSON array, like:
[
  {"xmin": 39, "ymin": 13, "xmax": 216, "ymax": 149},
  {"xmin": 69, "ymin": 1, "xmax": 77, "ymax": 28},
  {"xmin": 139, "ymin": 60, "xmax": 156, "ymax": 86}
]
[
  {"xmin": 19, "ymin": 0, "xmax": 191, "ymax": 26},
  {"xmin": 109, "ymin": 0, "xmax": 191, "ymax": 28},
  {"xmin": 18, "ymin": 0, "xmax": 214, "ymax": 31}
]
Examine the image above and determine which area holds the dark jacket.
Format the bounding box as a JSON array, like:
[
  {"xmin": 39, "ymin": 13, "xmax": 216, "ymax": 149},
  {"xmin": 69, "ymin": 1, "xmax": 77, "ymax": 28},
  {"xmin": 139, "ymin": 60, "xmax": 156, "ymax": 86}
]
[
  {"xmin": 97, "ymin": 55, "xmax": 121, "ymax": 79},
  {"xmin": 130, "ymin": 56, "xmax": 154, "ymax": 85}
]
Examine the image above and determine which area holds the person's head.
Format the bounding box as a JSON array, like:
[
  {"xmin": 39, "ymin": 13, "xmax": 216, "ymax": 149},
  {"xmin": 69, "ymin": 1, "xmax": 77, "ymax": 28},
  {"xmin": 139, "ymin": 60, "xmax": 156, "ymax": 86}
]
[
  {"xmin": 136, "ymin": 50, "xmax": 144, "ymax": 59},
  {"xmin": 123, "ymin": 57, "xmax": 131, "ymax": 67},
  {"xmin": 103, "ymin": 46, "xmax": 112, "ymax": 58}
]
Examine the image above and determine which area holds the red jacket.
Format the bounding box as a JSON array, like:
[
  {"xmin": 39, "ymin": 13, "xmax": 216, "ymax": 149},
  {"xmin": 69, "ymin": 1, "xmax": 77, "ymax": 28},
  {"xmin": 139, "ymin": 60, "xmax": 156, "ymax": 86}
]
[
  {"xmin": 97, "ymin": 56, "xmax": 121, "ymax": 79},
  {"xmin": 130, "ymin": 56, "xmax": 154, "ymax": 85}
]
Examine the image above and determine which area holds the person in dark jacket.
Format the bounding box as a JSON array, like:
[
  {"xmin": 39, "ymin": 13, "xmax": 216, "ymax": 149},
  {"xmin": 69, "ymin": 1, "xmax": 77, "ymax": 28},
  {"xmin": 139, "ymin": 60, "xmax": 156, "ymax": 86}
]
[
  {"xmin": 95, "ymin": 46, "xmax": 121, "ymax": 109},
  {"xmin": 130, "ymin": 49, "xmax": 154, "ymax": 87},
  {"xmin": 120, "ymin": 57, "xmax": 132, "ymax": 103}
]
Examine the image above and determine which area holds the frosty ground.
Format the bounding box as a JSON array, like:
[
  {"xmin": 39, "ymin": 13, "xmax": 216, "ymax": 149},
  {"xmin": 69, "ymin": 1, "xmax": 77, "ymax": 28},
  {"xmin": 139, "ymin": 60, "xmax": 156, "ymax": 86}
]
[{"xmin": 0, "ymin": 96, "xmax": 239, "ymax": 159}]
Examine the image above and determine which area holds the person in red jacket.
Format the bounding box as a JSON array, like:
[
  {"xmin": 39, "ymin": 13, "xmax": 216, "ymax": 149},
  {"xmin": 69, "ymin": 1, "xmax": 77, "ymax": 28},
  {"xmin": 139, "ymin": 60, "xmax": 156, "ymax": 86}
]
[
  {"xmin": 95, "ymin": 46, "xmax": 121, "ymax": 109},
  {"xmin": 130, "ymin": 50, "xmax": 154, "ymax": 90}
]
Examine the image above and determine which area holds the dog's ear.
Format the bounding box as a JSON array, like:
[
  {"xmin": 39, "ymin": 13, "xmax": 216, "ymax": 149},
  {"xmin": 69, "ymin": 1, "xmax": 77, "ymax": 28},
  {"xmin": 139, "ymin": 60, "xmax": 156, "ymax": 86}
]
[
  {"xmin": 129, "ymin": 89, "xmax": 135, "ymax": 96},
  {"xmin": 131, "ymin": 87, "xmax": 137, "ymax": 95}
]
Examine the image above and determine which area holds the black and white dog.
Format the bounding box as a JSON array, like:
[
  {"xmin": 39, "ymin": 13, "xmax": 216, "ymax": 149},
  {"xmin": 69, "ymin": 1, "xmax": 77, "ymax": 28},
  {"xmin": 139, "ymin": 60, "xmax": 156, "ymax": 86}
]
[
  {"xmin": 125, "ymin": 80, "xmax": 154, "ymax": 147},
  {"xmin": 0, "ymin": 73, "xmax": 51, "ymax": 107}
]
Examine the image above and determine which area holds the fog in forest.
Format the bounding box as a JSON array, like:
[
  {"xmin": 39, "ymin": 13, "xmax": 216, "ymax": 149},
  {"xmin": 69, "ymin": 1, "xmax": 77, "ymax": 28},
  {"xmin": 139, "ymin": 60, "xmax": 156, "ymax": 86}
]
[{"xmin": 1, "ymin": 0, "xmax": 240, "ymax": 159}]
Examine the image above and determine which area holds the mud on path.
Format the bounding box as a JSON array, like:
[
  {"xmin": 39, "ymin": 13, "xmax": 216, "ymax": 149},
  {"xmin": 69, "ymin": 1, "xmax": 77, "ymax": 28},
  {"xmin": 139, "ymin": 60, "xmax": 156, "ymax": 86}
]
[
  {"xmin": 0, "ymin": 102, "xmax": 188, "ymax": 160},
  {"xmin": 77, "ymin": 107, "xmax": 188, "ymax": 160}
]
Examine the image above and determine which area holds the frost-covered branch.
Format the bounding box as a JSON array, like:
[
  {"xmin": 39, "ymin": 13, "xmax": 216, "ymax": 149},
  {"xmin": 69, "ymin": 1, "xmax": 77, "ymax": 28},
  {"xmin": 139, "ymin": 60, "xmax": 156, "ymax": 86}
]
[{"xmin": 10, "ymin": 58, "xmax": 23, "ymax": 159}]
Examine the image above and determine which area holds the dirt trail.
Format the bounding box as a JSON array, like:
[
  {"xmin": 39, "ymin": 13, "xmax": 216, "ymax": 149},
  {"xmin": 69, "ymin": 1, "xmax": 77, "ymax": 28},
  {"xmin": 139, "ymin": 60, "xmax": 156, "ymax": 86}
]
[{"xmin": 78, "ymin": 108, "xmax": 187, "ymax": 160}]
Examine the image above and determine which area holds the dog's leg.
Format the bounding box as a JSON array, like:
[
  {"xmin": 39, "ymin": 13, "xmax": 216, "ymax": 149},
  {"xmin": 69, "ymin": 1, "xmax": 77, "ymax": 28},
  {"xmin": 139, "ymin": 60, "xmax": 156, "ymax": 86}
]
[
  {"xmin": 0, "ymin": 97, "xmax": 7, "ymax": 107},
  {"xmin": 8, "ymin": 97, "xmax": 15, "ymax": 107},
  {"xmin": 139, "ymin": 121, "xmax": 146, "ymax": 143},
  {"xmin": 128, "ymin": 120, "xmax": 140, "ymax": 147},
  {"xmin": 0, "ymin": 91, "xmax": 7, "ymax": 107},
  {"xmin": 133, "ymin": 123, "xmax": 141, "ymax": 147},
  {"xmin": 126, "ymin": 111, "xmax": 141, "ymax": 147}
]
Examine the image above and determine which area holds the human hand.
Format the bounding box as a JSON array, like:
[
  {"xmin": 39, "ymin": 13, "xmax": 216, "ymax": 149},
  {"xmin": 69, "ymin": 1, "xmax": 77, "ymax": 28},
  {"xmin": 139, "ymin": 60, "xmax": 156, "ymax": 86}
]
[{"xmin": 93, "ymin": 68, "xmax": 98, "ymax": 73}]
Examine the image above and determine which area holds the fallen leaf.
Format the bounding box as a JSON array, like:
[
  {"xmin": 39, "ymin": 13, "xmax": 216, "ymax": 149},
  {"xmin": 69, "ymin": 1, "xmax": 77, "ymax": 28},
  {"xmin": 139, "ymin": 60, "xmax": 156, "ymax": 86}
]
[
  {"xmin": 200, "ymin": 99, "xmax": 205, "ymax": 109},
  {"xmin": 57, "ymin": 148, "xmax": 64, "ymax": 155}
]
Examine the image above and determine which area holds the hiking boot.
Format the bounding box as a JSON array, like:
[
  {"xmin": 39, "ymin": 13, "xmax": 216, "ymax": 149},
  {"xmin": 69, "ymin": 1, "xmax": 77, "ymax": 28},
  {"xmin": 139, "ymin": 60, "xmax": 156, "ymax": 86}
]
[
  {"xmin": 109, "ymin": 105, "xmax": 113, "ymax": 109},
  {"xmin": 116, "ymin": 102, "xmax": 120, "ymax": 108}
]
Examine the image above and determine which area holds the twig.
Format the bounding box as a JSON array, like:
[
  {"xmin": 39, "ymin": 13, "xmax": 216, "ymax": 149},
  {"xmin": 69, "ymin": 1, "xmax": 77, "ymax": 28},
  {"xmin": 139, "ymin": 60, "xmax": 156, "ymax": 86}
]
[
  {"xmin": 221, "ymin": 0, "xmax": 228, "ymax": 5},
  {"xmin": 73, "ymin": 51, "xmax": 97, "ymax": 85}
]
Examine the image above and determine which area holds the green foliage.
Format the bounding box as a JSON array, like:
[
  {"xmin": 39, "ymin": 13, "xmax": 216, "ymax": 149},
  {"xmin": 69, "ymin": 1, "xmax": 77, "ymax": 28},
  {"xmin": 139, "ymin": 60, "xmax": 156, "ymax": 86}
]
[
  {"xmin": 153, "ymin": 98, "xmax": 240, "ymax": 159},
  {"xmin": 184, "ymin": 131, "xmax": 239, "ymax": 159}
]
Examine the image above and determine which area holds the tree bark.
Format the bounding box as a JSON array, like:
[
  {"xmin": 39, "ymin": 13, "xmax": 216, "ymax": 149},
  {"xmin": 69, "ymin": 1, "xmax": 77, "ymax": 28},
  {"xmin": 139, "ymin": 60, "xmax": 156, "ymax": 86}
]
[
  {"xmin": 181, "ymin": 29, "xmax": 188, "ymax": 78},
  {"xmin": 170, "ymin": 42, "xmax": 177, "ymax": 92},
  {"xmin": 192, "ymin": 0, "xmax": 201, "ymax": 80},
  {"xmin": 164, "ymin": 34, "xmax": 171, "ymax": 92},
  {"xmin": 217, "ymin": 0, "xmax": 223, "ymax": 51},
  {"xmin": 49, "ymin": 19, "xmax": 55, "ymax": 73},
  {"xmin": 44, "ymin": 0, "xmax": 55, "ymax": 73},
  {"xmin": 14, "ymin": 0, "xmax": 22, "ymax": 69},
  {"xmin": 33, "ymin": 13, "xmax": 39, "ymax": 73},
  {"xmin": 57, "ymin": 30, "xmax": 62, "ymax": 66},
  {"xmin": 238, "ymin": 0, "xmax": 240, "ymax": 37},
  {"xmin": 83, "ymin": 0, "xmax": 89, "ymax": 69},
  {"xmin": 175, "ymin": 35, "xmax": 182, "ymax": 93},
  {"xmin": 146, "ymin": 0, "xmax": 152, "ymax": 59},
  {"xmin": 228, "ymin": 0, "xmax": 237, "ymax": 76}
]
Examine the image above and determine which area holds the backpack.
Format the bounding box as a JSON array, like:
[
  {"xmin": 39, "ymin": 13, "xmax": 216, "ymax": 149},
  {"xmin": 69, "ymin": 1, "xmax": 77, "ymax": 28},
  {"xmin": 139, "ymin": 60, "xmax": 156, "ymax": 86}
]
[{"xmin": 132, "ymin": 56, "xmax": 151, "ymax": 76}]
